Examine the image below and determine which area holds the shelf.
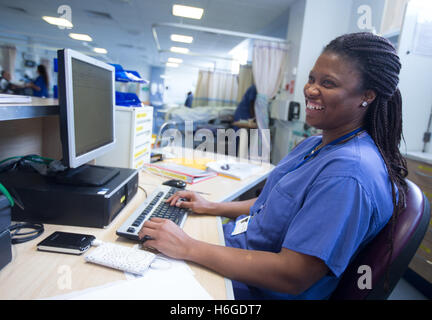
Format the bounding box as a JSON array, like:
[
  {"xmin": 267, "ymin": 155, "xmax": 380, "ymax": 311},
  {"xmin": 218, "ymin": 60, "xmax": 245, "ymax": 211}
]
[{"xmin": 0, "ymin": 98, "xmax": 59, "ymax": 121}]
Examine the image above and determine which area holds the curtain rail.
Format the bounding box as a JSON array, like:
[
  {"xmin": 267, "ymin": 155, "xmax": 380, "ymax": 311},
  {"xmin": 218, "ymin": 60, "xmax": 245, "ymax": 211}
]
[
  {"xmin": 152, "ymin": 22, "xmax": 290, "ymax": 63},
  {"xmin": 153, "ymin": 22, "xmax": 289, "ymax": 43}
]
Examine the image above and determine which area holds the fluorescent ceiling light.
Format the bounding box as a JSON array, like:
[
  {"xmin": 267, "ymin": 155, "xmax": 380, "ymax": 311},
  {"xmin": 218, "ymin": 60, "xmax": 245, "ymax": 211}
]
[
  {"xmin": 172, "ymin": 4, "xmax": 204, "ymax": 20},
  {"xmin": 93, "ymin": 47, "xmax": 108, "ymax": 54},
  {"xmin": 166, "ymin": 62, "xmax": 179, "ymax": 68},
  {"xmin": 170, "ymin": 34, "xmax": 193, "ymax": 43},
  {"xmin": 69, "ymin": 33, "xmax": 93, "ymax": 42},
  {"xmin": 42, "ymin": 16, "xmax": 73, "ymax": 28},
  {"xmin": 168, "ymin": 57, "xmax": 183, "ymax": 63},
  {"xmin": 170, "ymin": 46, "xmax": 189, "ymax": 54}
]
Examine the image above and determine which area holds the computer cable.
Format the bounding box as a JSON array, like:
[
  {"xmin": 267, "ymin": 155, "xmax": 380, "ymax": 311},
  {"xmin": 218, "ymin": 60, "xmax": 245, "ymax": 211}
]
[
  {"xmin": 1, "ymin": 173, "xmax": 44, "ymax": 244},
  {"xmin": 9, "ymin": 222, "xmax": 44, "ymax": 244},
  {"xmin": 0, "ymin": 182, "xmax": 14, "ymax": 207},
  {"xmin": 0, "ymin": 154, "xmax": 54, "ymax": 167},
  {"xmin": 0, "ymin": 154, "xmax": 65, "ymax": 176},
  {"xmin": 138, "ymin": 185, "xmax": 148, "ymax": 198}
]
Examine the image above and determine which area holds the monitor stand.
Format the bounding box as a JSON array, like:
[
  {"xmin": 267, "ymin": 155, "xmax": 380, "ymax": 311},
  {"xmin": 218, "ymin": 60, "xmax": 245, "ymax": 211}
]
[{"xmin": 52, "ymin": 164, "xmax": 120, "ymax": 187}]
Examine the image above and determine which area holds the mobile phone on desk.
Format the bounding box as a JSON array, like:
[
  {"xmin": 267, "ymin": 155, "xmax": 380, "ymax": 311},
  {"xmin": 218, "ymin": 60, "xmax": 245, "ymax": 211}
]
[{"xmin": 37, "ymin": 231, "xmax": 95, "ymax": 255}]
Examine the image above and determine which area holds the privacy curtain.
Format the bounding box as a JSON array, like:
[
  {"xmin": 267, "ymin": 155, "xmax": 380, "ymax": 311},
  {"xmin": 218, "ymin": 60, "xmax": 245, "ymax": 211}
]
[
  {"xmin": 1, "ymin": 45, "xmax": 17, "ymax": 79},
  {"xmin": 237, "ymin": 64, "xmax": 253, "ymax": 103},
  {"xmin": 252, "ymin": 40, "xmax": 288, "ymax": 161},
  {"xmin": 193, "ymin": 70, "xmax": 238, "ymax": 108}
]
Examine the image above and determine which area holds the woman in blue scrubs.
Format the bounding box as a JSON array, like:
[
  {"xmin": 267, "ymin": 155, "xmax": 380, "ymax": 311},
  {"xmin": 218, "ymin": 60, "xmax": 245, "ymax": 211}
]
[
  {"xmin": 26, "ymin": 65, "xmax": 49, "ymax": 98},
  {"xmin": 139, "ymin": 32, "xmax": 408, "ymax": 300}
]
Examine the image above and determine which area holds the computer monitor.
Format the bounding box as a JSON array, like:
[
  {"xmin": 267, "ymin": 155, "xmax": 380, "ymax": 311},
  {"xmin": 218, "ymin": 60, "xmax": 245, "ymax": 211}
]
[{"xmin": 57, "ymin": 48, "xmax": 119, "ymax": 186}]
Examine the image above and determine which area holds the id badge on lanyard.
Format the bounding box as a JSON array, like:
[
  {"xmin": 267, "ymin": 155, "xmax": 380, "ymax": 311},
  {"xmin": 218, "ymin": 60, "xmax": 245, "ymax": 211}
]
[
  {"xmin": 230, "ymin": 204, "xmax": 263, "ymax": 236},
  {"xmin": 231, "ymin": 216, "xmax": 251, "ymax": 236}
]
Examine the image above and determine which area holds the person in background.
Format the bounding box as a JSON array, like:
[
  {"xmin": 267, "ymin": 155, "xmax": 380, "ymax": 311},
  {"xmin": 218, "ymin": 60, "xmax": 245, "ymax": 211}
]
[
  {"xmin": 233, "ymin": 84, "xmax": 256, "ymax": 122},
  {"xmin": 26, "ymin": 64, "xmax": 49, "ymax": 98},
  {"xmin": 0, "ymin": 70, "xmax": 15, "ymax": 94},
  {"xmin": 138, "ymin": 32, "xmax": 408, "ymax": 300},
  {"xmin": 184, "ymin": 91, "xmax": 193, "ymax": 108}
]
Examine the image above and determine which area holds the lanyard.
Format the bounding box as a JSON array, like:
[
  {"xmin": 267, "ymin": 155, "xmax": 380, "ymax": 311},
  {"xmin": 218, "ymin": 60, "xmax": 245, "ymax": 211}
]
[
  {"xmin": 289, "ymin": 127, "xmax": 365, "ymax": 173},
  {"xmin": 251, "ymin": 127, "xmax": 365, "ymax": 217}
]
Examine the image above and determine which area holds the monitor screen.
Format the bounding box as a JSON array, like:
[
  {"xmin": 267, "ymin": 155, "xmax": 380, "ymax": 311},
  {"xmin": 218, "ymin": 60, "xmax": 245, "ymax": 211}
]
[
  {"xmin": 58, "ymin": 49, "xmax": 115, "ymax": 168},
  {"xmin": 71, "ymin": 58, "xmax": 113, "ymax": 157}
]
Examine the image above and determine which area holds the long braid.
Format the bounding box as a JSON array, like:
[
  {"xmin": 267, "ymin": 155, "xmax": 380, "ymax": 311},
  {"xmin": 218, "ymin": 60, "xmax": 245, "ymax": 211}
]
[{"xmin": 324, "ymin": 32, "xmax": 408, "ymax": 292}]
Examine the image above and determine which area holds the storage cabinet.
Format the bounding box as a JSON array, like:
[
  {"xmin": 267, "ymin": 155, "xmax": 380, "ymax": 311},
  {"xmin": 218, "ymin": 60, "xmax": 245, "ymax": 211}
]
[
  {"xmin": 405, "ymin": 156, "xmax": 432, "ymax": 284},
  {"xmin": 96, "ymin": 106, "xmax": 153, "ymax": 170}
]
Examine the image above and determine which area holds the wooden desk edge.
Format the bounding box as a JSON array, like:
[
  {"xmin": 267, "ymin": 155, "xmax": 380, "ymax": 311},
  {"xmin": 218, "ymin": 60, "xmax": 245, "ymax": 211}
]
[
  {"xmin": 216, "ymin": 216, "xmax": 235, "ymax": 300},
  {"xmin": 213, "ymin": 169, "xmax": 272, "ymax": 300}
]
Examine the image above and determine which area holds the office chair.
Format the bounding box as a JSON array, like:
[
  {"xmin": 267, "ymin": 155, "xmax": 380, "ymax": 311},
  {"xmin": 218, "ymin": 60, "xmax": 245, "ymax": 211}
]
[{"xmin": 330, "ymin": 179, "xmax": 430, "ymax": 300}]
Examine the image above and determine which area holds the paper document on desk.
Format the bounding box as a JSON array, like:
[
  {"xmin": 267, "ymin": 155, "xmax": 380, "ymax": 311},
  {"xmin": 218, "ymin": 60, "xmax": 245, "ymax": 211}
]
[
  {"xmin": 145, "ymin": 162, "xmax": 217, "ymax": 184},
  {"xmin": 48, "ymin": 256, "xmax": 213, "ymax": 300},
  {"xmin": 207, "ymin": 161, "xmax": 262, "ymax": 180},
  {"xmin": 0, "ymin": 93, "xmax": 32, "ymax": 104}
]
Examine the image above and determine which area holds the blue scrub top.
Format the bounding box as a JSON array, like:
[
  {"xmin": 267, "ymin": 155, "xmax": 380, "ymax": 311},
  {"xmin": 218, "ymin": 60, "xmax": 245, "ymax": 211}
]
[
  {"xmin": 234, "ymin": 85, "xmax": 257, "ymax": 121},
  {"xmin": 224, "ymin": 132, "xmax": 394, "ymax": 299},
  {"xmin": 33, "ymin": 76, "xmax": 48, "ymax": 98}
]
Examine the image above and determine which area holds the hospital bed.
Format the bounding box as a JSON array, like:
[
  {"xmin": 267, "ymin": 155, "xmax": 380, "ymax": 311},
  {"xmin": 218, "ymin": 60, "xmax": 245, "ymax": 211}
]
[{"xmin": 154, "ymin": 105, "xmax": 236, "ymax": 150}]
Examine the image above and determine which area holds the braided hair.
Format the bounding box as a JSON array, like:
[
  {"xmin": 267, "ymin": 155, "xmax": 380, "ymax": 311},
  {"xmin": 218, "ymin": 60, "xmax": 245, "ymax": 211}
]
[{"xmin": 323, "ymin": 32, "xmax": 408, "ymax": 291}]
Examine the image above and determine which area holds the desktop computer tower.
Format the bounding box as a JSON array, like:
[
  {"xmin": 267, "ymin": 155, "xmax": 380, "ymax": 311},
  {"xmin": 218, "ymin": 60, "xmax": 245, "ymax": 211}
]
[{"xmin": 0, "ymin": 166, "xmax": 138, "ymax": 228}]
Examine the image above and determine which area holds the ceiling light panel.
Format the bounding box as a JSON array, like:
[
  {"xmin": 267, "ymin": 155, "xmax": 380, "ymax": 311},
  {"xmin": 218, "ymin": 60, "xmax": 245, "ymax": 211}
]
[
  {"xmin": 168, "ymin": 57, "xmax": 183, "ymax": 63},
  {"xmin": 166, "ymin": 62, "xmax": 179, "ymax": 68},
  {"xmin": 93, "ymin": 48, "xmax": 108, "ymax": 54},
  {"xmin": 170, "ymin": 46, "xmax": 189, "ymax": 54},
  {"xmin": 170, "ymin": 34, "xmax": 193, "ymax": 43},
  {"xmin": 172, "ymin": 5, "xmax": 204, "ymax": 20},
  {"xmin": 69, "ymin": 33, "xmax": 93, "ymax": 41},
  {"xmin": 42, "ymin": 16, "xmax": 73, "ymax": 28}
]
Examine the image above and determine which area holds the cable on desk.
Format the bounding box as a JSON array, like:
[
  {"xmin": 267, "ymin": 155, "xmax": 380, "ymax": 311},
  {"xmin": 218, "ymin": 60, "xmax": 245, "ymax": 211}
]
[
  {"xmin": 138, "ymin": 185, "xmax": 148, "ymax": 198},
  {"xmin": 9, "ymin": 223, "xmax": 44, "ymax": 244}
]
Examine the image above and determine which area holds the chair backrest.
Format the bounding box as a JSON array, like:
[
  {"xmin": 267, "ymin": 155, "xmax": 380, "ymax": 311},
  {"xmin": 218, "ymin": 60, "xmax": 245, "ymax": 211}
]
[{"xmin": 330, "ymin": 179, "xmax": 431, "ymax": 300}]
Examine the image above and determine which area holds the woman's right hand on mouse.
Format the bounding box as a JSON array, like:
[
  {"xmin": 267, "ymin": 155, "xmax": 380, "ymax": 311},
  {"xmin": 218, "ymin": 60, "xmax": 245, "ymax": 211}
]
[{"xmin": 166, "ymin": 190, "xmax": 217, "ymax": 215}]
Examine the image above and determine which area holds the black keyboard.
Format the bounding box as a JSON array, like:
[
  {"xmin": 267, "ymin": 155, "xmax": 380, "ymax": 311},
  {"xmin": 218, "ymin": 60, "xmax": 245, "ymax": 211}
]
[{"xmin": 116, "ymin": 185, "xmax": 188, "ymax": 241}]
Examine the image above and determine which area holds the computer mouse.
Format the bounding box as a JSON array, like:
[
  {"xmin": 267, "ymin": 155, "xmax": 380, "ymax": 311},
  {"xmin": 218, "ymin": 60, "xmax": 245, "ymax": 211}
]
[
  {"xmin": 150, "ymin": 259, "xmax": 171, "ymax": 270},
  {"xmin": 162, "ymin": 179, "xmax": 186, "ymax": 189}
]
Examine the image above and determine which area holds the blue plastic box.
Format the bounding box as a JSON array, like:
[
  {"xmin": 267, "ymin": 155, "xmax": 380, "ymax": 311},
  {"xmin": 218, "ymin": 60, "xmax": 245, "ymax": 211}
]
[
  {"xmin": 110, "ymin": 64, "xmax": 146, "ymax": 83},
  {"xmin": 115, "ymin": 91, "xmax": 141, "ymax": 107}
]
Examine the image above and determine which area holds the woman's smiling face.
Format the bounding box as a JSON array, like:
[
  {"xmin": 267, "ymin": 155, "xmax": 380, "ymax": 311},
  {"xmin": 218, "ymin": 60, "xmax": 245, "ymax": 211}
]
[{"xmin": 303, "ymin": 52, "xmax": 369, "ymax": 136}]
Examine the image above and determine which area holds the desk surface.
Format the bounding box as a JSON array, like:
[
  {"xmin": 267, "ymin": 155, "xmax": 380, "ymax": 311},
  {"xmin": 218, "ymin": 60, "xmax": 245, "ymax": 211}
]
[{"xmin": 0, "ymin": 154, "xmax": 273, "ymax": 299}]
